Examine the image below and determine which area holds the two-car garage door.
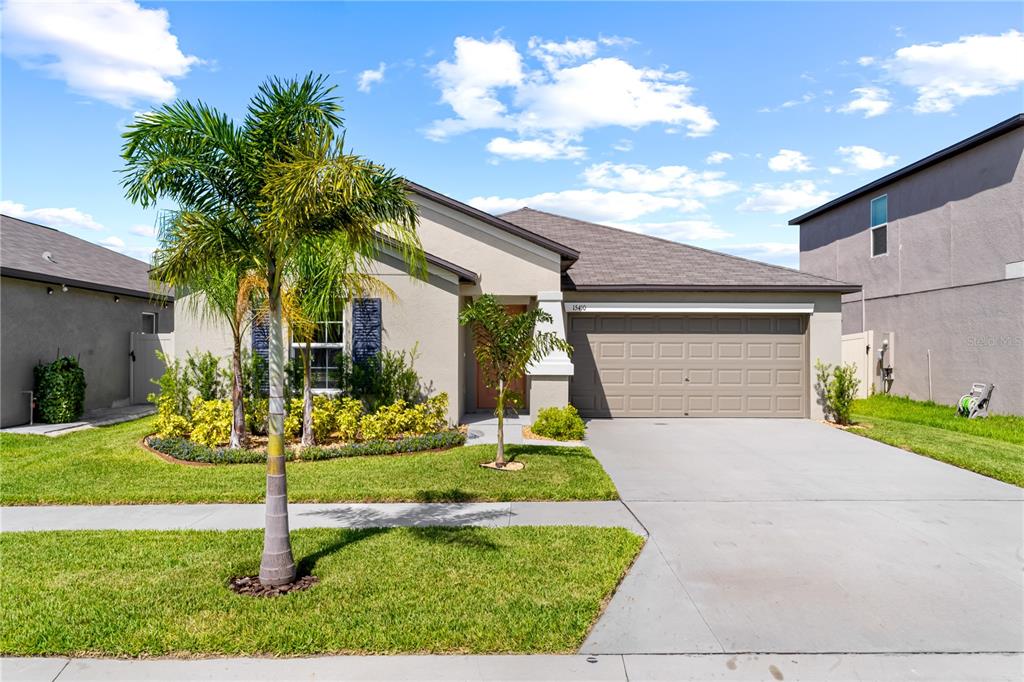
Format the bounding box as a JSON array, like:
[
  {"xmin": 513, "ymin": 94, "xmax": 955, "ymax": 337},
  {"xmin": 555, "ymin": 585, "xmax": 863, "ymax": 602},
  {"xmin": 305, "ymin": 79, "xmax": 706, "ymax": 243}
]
[{"xmin": 568, "ymin": 314, "xmax": 808, "ymax": 418}]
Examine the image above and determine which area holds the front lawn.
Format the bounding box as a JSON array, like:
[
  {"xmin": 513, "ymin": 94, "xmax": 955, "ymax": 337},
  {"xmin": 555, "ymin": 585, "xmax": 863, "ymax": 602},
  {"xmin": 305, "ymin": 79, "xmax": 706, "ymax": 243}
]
[
  {"xmin": 0, "ymin": 417, "xmax": 618, "ymax": 505},
  {"xmin": 851, "ymin": 395, "xmax": 1024, "ymax": 487},
  {"xmin": 0, "ymin": 526, "xmax": 644, "ymax": 656}
]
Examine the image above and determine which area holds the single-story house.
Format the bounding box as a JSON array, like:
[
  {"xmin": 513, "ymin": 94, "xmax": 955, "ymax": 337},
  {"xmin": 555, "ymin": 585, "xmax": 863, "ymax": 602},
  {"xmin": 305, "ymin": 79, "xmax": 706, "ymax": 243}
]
[
  {"xmin": 176, "ymin": 183, "xmax": 859, "ymax": 423},
  {"xmin": 0, "ymin": 215, "xmax": 174, "ymax": 427}
]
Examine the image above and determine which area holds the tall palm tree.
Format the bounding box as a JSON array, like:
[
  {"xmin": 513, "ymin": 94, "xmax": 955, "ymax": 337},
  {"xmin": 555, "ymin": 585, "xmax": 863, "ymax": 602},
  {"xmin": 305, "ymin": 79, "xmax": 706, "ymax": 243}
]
[
  {"xmin": 285, "ymin": 236, "xmax": 395, "ymax": 447},
  {"xmin": 154, "ymin": 210, "xmax": 263, "ymax": 448},
  {"xmin": 122, "ymin": 74, "xmax": 422, "ymax": 586}
]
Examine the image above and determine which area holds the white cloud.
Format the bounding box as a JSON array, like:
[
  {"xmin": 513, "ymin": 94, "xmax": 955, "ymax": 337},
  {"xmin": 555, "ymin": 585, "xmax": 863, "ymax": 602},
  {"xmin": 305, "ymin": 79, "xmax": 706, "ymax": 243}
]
[
  {"xmin": 3, "ymin": 0, "xmax": 199, "ymax": 108},
  {"xmin": 528, "ymin": 37, "xmax": 597, "ymax": 71},
  {"xmin": 736, "ymin": 181, "xmax": 832, "ymax": 215},
  {"xmin": 582, "ymin": 162, "xmax": 739, "ymax": 198},
  {"xmin": 0, "ymin": 200, "xmax": 104, "ymax": 231},
  {"xmin": 129, "ymin": 224, "xmax": 158, "ymax": 238},
  {"xmin": 705, "ymin": 151, "xmax": 732, "ymax": 165},
  {"xmin": 469, "ymin": 189, "xmax": 699, "ymax": 223},
  {"xmin": 837, "ymin": 145, "xmax": 899, "ymax": 171},
  {"xmin": 609, "ymin": 219, "xmax": 732, "ymax": 242},
  {"xmin": 758, "ymin": 92, "xmax": 815, "ymax": 113},
  {"xmin": 768, "ymin": 149, "xmax": 813, "ymax": 172},
  {"xmin": 838, "ymin": 86, "xmax": 892, "ymax": 118},
  {"xmin": 99, "ymin": 235, "xmax": 126, "ymax": 249},
  {"xmin": 827, "ymin": 166, "xmax": 844, "ymax": 175},
  {"xmin": 597, "ymin": 35, "xmax": 637, "ymax": 48},
  {"xmin": 612, "ymin": 138, "xmax": 633, "ymax": 152},
  {"xmin": 857, "ymin": 56, "xmax": 876, "ymax": 66},
  {"xmin": 357, "ymin": 62, "xmax": 386, "ymax": 93},
  {"xmin": 486, "ymin": 136, "xmax": 585, "ymax": 161},
  {"xmin": 427, "ymin": 36, "xmax": 717, "ymax": 150},
  {"xmin": 885, "ymin": 29, "xmax": 1024, "ymax": 113}
]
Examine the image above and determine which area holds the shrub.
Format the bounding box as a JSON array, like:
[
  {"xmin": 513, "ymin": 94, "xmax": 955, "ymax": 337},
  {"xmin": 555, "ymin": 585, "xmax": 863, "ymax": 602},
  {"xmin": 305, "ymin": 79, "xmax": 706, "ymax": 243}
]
[
  {"xmin": 189, "ymin": 398, "xmax": 232, "ymax": 447},
  {"xmin": 284, "ymin": 395, "xmax": 340, "ymax": 441},
  {"xmin": 241, "ymin": 350, "xmax": 267, "ymax": 402},
  {"xmin": 33, "ymin": 356, "xmax": 87, "ymax": 423},
  {"xmin": 359, "ymin": 393, "xmax": 450, "ymax": 440},
  {"xmin": 336, "ymin": 397, "xmax": 364, "ymax": 442},
  {"xmin": 185, "ymin": 351, "xmax": 224, "ymax": 400},
  {"xmin": 149, "ymin": 351, "xmax": 191, "ymax": 420},
  {"xmin": 147, "ymin": 436, "xmax": 273, "ymax": 464},
  {"xmin": 335, "ymin": 346, "xmax": 422, "ymax": 412},
  {"xmin": 531, "ymin": 405, "xmax": 586, "ymax": 441},
  {"xmin": 815, "ymin": 360, "xmax": 861, "ymax": 425},
  {"xmin": 301, "ymin": 429, "xmax": 467, "ymax": 461},
  {"xmin": 154, "ymin": 413, "xmax": 190, "ymax": 439},
  {"xmin": 246, "ymin": 397, "xmax": 268, "ymax": 436}
]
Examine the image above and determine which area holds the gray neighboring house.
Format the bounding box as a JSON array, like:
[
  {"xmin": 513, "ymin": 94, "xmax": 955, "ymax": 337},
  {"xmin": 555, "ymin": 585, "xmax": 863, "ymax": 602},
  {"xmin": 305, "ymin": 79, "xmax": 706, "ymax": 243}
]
[
  {"xmin": 0, "ymin": 215, "xmax": 174, "ymax": 427},
  {"xmin": 792, "ymin": 114, "xmax": 1024, "ymax": 414},
  {"xmin": 176, "ymin": 185, "xmax": 858, "ymax": 423}
]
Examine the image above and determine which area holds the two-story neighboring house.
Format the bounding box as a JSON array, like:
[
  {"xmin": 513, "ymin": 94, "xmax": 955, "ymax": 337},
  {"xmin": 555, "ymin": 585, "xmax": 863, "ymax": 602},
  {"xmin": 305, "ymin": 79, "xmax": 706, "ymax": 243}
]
[{"xmin": 792, "ymin": 114, "xmax": 1024, "ymax": 415}]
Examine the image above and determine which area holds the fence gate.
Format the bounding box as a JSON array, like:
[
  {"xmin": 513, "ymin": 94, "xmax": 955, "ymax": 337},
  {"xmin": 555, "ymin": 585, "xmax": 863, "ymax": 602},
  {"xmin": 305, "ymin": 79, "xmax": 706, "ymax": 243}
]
[{"xmin": 130, "ymin": 333, "xmax": 174, "ymax": 405}]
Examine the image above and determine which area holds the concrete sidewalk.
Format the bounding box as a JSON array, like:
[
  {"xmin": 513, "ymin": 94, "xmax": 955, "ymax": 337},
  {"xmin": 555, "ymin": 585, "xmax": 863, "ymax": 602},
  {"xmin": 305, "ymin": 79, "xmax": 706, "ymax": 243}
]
[
  {"xmin": 5, "ymin": 653, "xmax": 1021, "ymax": 681},
  {"xmin": 0, "ymin": 405, "xmax": 154, "ymax": 436},
  {"xmin": 0, "ymin": 501, "xmax": 645, "ymax": 534}
]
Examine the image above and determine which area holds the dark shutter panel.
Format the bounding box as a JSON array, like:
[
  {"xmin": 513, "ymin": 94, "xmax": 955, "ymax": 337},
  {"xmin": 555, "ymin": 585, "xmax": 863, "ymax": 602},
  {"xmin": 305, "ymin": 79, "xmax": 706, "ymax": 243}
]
[
  {"xmin": 251, "ymin": 317, "xmax": 270, "ymax": 395},
  {"xmin": 351, "ymin": 298, "xmax": 382, "ymax": 364}
]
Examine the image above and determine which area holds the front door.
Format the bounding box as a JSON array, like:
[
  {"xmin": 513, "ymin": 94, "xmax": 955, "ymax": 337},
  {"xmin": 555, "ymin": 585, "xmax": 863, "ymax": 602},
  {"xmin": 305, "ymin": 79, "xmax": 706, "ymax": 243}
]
[{"xmin": 475, "ymin": 304, "xmax": 528, "ymax": 411}]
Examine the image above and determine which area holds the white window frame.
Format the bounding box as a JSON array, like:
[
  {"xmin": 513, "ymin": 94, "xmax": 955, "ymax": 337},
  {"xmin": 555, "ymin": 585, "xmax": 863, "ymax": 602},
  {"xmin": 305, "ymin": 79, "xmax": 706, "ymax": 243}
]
[
  {"xmin": 870, "ymin": 194, "xmax": 888, "ymax": 258},
  {"xmin": 141, "ymin": 312, "xmax": 158, "ymax": 334},
  {"xmin": 291, "ymin": 315, "xmax": 345, "ymax": 394}
]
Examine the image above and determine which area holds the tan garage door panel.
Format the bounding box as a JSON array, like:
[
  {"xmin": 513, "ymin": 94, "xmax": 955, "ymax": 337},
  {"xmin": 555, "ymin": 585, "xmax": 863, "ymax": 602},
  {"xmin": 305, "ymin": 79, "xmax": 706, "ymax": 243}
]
[{"xmin": 569, "ymin": 314, "xmax": 808, "ymax": 417}]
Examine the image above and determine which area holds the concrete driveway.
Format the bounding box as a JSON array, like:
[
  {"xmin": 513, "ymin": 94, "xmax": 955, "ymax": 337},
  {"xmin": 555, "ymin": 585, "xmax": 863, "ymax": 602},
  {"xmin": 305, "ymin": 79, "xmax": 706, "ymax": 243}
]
[{"xmin": 582, "ymin": 419, "xmax": 1024, "ymax": 655}]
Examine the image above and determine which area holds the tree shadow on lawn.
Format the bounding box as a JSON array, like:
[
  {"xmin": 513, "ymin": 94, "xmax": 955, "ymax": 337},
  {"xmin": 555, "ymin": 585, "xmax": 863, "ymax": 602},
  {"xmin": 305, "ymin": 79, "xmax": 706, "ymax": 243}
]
[
  {"xmin": 296, "ymin": 526, "xmax": 499, "ymax": 575},
  {"xmin": 504, "ymin": 445, "xmax": 594, "ymax": 460}
]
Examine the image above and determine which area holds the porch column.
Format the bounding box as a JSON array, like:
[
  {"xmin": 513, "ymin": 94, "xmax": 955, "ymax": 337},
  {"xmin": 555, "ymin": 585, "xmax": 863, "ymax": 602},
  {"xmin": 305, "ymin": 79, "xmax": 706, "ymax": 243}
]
[{"xmin": 527, "ymin": 291, "xmax": 573, "ymax": 416}]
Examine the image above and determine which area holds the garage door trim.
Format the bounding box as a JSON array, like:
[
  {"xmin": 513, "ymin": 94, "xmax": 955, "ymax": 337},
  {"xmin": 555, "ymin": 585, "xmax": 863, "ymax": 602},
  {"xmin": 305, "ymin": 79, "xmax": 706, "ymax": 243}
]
[{"xmin": 564, "ymin": 301, "xmax": 815, "ymax": 314}]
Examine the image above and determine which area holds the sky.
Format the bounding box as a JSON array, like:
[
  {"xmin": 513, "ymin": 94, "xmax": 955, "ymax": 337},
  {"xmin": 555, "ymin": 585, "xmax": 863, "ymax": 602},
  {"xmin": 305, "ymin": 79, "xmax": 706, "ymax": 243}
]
[{"xmin": 2, "ymin": 1, "xmax": 1022, "ymax": 268}]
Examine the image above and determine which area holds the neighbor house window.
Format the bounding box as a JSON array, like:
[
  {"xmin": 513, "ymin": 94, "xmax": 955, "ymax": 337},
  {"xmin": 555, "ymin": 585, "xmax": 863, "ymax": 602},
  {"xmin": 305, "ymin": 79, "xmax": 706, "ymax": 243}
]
[
  {"xmin": 141, "ymin": 312, "xmax": 157, "ymax": 334},
  {"xmin": 870, "ymin": 194, "xmax": 888, "ymax": 257},
  {"xmin": 291, "ymin": 316, "xmax": 345, "ymax": 391}
]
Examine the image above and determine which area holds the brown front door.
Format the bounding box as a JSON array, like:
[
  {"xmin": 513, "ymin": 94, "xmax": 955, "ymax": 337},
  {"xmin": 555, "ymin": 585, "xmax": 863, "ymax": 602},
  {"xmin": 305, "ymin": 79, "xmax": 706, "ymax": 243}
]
[{"xmin": 476, "ymin": 304, "xmax": 528, "ymax": 411}]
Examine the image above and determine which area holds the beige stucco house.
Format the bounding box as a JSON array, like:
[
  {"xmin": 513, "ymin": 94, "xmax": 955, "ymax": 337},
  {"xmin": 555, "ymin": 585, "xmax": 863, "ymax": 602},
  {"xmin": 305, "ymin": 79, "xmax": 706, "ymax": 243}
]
[{"xmin": 175, "ymin": 182, "xmax": 859, "ymax": 423}]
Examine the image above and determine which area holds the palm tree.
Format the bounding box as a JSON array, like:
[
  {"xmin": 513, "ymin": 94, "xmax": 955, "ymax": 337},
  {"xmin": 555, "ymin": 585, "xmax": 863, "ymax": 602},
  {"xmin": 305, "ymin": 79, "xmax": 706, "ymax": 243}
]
[
  {"xmin": 458, "ymin": 295, "xmax": 572, "ymax": 467},
  {"xmin": 285, "ymin": 236, "xmax": 395, "ymax": 447},
  {"xmin": 122, "ymin": 74, "xmax": 422, "ymax": 586},
  {"xmin": 153, "ymin": 210, "xmax": 263, "ymax": 448}
]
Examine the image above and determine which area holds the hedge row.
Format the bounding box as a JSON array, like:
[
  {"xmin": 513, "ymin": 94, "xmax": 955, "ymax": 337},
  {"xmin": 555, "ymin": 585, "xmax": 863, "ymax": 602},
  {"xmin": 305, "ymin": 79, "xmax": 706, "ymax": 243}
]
[{"xmin": 147, "ymin": 429, "xmax": 467, "ymax": 465}]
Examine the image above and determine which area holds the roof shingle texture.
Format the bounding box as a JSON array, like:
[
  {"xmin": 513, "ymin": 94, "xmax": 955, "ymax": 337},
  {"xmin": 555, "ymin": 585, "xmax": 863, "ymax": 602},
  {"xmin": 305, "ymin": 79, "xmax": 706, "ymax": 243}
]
[
  {"xmin": 1, "ymin": 215, "xmax": 162, "ymax": 298},
  {"xmin": 500, "ymin": 207, "xmax": 857, "ymax": 291}
]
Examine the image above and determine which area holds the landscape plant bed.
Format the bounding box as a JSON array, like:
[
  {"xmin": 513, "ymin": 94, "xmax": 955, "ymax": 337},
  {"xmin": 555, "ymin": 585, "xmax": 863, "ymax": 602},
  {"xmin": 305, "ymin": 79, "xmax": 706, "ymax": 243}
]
[
  {"xmin": 0, "ymin": 527, "xmax": 644, "ymax": 656},
  {"xmin": 0, "ymin": 417, "xmax": 620, "ymax": 504},
  {"xmin": 144, "ymin": 429, "xmax": 467, "ymax": 465}
]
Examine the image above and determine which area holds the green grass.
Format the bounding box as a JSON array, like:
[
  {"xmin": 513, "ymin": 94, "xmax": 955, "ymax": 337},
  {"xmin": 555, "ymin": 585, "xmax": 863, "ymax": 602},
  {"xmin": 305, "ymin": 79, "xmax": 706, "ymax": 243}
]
[
  {"xmin": 850, "ymin": 395, "xmax": 1024, "ymax": 487},
  {"xmin": 0, "ymin": 417, "xmax": 618, "ymax": 505},
  {"xmin": 0, "ymin": 526, "xmax": 644, "ymax": 656}
]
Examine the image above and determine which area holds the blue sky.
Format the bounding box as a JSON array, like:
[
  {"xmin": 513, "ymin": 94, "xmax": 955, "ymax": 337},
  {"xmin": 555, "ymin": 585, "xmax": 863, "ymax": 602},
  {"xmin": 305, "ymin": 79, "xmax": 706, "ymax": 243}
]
[{"xmin": 2, "ymin": 1, "xmax": 1022, "ymax": 267}]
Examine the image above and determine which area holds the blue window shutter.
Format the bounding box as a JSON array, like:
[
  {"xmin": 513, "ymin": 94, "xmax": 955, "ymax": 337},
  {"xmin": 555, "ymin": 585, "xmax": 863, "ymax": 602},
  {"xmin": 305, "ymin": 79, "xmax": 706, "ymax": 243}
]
[
  {"xmin": 251, "ymin": 316, "xmax": 270, "ymax": 395},
  {"xmin": 351, "ymin": 298, "xmax": 382, "ymax": 364}
]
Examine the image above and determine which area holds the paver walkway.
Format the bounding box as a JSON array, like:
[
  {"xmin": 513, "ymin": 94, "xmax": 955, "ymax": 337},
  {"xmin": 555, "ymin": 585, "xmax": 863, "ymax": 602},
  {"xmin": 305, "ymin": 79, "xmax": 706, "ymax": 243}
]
[{"xmin": 0, "ymin": 501, "xmax": 644, "ymax": 534}]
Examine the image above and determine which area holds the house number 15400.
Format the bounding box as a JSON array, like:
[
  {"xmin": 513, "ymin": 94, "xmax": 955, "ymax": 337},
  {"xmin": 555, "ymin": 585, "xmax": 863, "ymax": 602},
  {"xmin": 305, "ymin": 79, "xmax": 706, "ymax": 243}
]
[{"xmin": 567, "ymin": 303, "xmax": 588, "ymax": 312}]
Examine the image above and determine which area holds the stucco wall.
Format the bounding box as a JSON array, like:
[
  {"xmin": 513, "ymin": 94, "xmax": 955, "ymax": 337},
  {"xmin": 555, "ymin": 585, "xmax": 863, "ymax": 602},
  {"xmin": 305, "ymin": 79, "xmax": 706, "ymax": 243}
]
[
  {"xmin": 172, "ymin": 292, "xmax": 247, "ymax": 360},
  {"xmin": 564, "ymin": 290, "xmax": 842, "ymax": 420},
  {"xmin": 411, "ymin": 195, "xmax": 563, "ymax": 296},
  {"xmin": 799, "ymin": 127, "xmax": 1024, "ymax": 414},
  {"xmin": 1, "ymin": 276, "xmax": 173, "ymax": 427}
]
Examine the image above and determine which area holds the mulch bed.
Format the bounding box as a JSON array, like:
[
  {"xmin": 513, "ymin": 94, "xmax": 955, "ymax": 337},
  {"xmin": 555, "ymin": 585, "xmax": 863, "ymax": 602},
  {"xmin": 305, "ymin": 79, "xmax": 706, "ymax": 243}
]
[{"xmin": 228, "ymin": 574, "xmax": 319, "ymax": 597}]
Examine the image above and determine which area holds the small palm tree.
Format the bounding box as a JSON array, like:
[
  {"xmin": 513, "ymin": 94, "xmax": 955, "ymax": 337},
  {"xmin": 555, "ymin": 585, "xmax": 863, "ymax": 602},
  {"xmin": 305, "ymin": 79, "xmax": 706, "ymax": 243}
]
[
  {"xmin": 458, "ymin": 294, "xmax": 572, "ymax": 467},
  {"xmin": 123, "ymin": 74, "xmax": 422, "ymax": 587}
]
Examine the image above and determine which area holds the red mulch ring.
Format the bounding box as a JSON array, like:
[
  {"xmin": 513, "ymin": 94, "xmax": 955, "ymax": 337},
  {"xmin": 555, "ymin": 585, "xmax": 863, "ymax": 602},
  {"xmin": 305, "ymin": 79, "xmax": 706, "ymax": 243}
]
[{"xmin": 228, "ymin": 574, "xmax": 319, "ymax": 597}]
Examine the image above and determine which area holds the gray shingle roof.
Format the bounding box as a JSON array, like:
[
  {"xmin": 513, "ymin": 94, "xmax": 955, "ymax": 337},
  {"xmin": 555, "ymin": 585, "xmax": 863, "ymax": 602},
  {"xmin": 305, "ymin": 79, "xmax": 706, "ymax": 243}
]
[
  {"xmin": 499, "ymin": 207, "xmax": 859, "ymax": 292},
  {"xmin": 1, "ymin": 215, "xmax": 168, "ymax": 299}
]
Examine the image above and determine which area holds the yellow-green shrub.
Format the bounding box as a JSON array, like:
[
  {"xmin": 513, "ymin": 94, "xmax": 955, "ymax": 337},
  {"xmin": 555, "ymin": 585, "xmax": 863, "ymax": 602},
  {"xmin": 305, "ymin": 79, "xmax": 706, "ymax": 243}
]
[
  {"xmin": 189, "ymin": 398, "xmax": 232, "ymax": 447},
  {"xmin": 336, "ymin": 397, "xmax": 364, "ymax": 442},
  {"xmin": 284, "ymin": 395, "xmax": 342, "ymax": 441},
  {"xmin": 531, "ymin": 405, "xmax": 586, "ymax": 441},
  {"xmin": 360, "ymin": 393, "xmax": 450, "ymax": 441},
  {"xmin": 246, "ymin": 398, "xmax": 268, "ymax": 435},
  {"xmin": 154, "ymin": 412, "xmax": 190, "ymax": 439}
]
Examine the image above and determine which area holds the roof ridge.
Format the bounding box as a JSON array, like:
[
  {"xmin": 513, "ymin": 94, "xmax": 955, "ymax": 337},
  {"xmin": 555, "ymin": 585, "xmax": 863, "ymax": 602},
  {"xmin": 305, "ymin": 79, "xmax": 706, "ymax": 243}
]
[{"xmin": 502, "ymin": 207, "xmax": 850, "ymax": 287}]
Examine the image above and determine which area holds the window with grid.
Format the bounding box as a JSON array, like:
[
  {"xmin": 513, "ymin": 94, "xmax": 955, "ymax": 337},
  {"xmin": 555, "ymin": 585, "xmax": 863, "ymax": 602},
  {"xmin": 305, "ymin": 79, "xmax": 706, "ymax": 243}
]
[{"xmin": 291, "ymin": 317, "xmax": 345, "ymax": 391}]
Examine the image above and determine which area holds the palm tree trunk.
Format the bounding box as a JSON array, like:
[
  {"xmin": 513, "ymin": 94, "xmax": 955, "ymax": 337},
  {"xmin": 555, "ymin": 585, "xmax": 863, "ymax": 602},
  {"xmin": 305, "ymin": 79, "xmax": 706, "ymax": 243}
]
[
  {"xmin": 259, "ymin": 273, "xmax": 296, "ymax": 587},
  {"xmin": 301, "ymin": 341, "xmax": 314, "ymax": 447},
  {"xmin": 229, "ymin": 334, "xmax": 246, "ymax": 449},
  {"xmin": 495, "ymin": 378, "xmax": 505, "ymax": 467}
]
